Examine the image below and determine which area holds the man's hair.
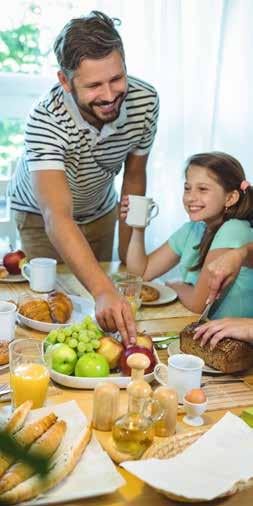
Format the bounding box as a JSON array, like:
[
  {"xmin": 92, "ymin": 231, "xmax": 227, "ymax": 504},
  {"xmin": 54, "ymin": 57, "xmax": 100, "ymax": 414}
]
[{"xmin": 54, "ymin": 10, "xmax": 125, "ymax": 77}]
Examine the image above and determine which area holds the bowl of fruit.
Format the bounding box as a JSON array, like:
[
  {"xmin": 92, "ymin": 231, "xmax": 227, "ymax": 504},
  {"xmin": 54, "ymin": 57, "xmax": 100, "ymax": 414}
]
[{"xmin": 44, "ymin": 316, "xmax": 157, "ymax": 389}]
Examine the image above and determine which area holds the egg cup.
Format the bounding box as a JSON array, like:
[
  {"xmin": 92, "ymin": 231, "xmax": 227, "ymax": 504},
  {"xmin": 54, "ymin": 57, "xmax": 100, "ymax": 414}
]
[{"xmin": 183, "ymin": 396, "xmax": 208, "ymax": 426}]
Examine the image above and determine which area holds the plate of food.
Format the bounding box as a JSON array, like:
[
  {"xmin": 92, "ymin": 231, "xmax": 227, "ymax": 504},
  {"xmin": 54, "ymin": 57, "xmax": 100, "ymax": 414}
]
[
  {"xmin": 0, "ymin": 400, "xmax": 124, "ymax": 505},
  {"xmin": 0, "ymin": 249, "xmax": 27, "ymax": 283},
  {"xmin": 44, "ymin": 324, "xmax": 157, "ymax": 389},
  {"xmin": 17, "ymin": 291, "xmax": 95, "ymax": 333},
  {"xmin": 140, "ymin": 282, "xmax": 177, "ymax": 306},
  {"xmin": 168, "ymin": 339, "xmax": 224, "ymax": 375}
]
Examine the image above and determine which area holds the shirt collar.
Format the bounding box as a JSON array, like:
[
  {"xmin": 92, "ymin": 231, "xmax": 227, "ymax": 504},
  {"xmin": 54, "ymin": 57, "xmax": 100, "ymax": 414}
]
[{"xmin": 63, "ymin": 89, "xmax": 127, "ymax": 136}]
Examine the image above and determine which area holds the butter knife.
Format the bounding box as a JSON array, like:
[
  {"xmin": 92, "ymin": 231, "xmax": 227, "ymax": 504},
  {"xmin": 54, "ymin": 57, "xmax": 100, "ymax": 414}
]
[{"xmin": 197, "ymin": 302, "xmax": 213, "ymax": 323}]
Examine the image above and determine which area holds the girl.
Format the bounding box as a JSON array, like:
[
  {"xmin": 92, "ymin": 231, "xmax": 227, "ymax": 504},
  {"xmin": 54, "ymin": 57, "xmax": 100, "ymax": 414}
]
[{"xmin": 121, "ymin": 152, "xmax": 253, "ymax": 319}]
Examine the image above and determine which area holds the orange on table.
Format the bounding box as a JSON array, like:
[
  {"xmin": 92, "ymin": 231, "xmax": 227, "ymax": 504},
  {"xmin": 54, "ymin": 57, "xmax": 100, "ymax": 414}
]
[{"xmin": 10, "ymin": 363, "xmax": 50, "ymax": 409}]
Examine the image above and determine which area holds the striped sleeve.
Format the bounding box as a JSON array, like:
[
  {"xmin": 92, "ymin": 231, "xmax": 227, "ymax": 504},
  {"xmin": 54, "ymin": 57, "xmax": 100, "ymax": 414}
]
[{"xmin": 25, "ymin": 104, "xmax": 69, "ymax": 172}]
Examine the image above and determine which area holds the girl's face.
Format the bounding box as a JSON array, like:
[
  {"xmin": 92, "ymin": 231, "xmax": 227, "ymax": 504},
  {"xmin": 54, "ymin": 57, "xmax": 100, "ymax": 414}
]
[{"xmin": 183, "ymin": 165, "xmax": 230, "ymax": 225}]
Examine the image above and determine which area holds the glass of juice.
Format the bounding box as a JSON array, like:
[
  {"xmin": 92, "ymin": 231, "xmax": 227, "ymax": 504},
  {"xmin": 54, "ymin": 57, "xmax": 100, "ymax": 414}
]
[
  {"xmin": 111, "ymin": 272, "xmax": 142, "ymax": 318},
  {"xmin": 9, "ymin": 338, "xmax": 50, "ymax": 410}
]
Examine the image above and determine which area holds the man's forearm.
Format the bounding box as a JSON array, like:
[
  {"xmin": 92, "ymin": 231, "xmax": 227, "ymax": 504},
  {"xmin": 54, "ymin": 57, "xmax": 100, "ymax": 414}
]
[{"xmin": 45, "ymin": 213, "xmax": 115, "ymax": 297}]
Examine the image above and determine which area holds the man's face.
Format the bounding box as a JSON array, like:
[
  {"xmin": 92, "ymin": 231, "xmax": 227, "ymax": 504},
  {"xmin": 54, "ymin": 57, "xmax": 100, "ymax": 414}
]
[{"xmin": 61, "ymin": 50, "xmax": 128, "ymax": 128}]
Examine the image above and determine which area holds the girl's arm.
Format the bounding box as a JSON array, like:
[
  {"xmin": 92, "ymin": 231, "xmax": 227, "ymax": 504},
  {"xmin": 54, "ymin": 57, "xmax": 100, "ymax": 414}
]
[
  {"xmin": 121, "ymin": 195, "xmax": 180, "ymax": 279},
  {"xmin": 167, "ymin": 248, "xmax": 232, "ymax": 313},
  {"xmin": 126, "ymin": 229, "xmax": 180, "ymax": 280}
]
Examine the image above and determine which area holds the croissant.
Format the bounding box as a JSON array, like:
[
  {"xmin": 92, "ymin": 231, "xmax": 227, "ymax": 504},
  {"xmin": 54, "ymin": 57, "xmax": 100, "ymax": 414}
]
[
  {"xmin": 19, "ymin": 300, "xmax": 53, "ymax": 323},
  {"xmin": 47, "ymin": 291, "xmax": 73, "ymax": 323}
]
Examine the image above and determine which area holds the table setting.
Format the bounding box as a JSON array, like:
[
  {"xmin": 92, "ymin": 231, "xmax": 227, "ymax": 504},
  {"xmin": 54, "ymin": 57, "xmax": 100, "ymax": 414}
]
[{"xmin": 0, "ymin": 261, "xmax": 253, "ymax": 505}]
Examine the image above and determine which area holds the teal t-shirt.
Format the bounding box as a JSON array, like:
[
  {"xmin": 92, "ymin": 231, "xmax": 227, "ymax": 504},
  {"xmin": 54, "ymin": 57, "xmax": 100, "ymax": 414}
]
[{"xmin": 168, "ymin": 219, "xmax": 253, "ymax": 319}]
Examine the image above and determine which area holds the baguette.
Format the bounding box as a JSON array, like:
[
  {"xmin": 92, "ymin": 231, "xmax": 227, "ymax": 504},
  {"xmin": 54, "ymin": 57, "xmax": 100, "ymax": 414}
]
[
  {"xmin": 0, "ymin": 424, "xmax": 92, "ymax": 504},
  {"xmin": 5, "ymin": 401, "xmax": 33, "ymax": 435},
  {"xmin": 0, "ymin": 413, "xmax": 57, "ymax": 478},
  {"xmin": 0, "ymin": 420, "xmax": 66, "ymax": 494}
]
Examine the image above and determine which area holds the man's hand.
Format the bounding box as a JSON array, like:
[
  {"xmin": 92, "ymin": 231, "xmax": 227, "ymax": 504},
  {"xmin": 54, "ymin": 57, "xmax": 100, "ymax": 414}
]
[
  {"xmin": 193, "ymin": 318, "xmax": 253, "ymax": 349},
  {"xmin": 207, "ymin": 248, "xmax": 245, "ymax": 303},
  {"xmin": 95, "ymin": 291, "xmax": 136, "ymax": 347}
]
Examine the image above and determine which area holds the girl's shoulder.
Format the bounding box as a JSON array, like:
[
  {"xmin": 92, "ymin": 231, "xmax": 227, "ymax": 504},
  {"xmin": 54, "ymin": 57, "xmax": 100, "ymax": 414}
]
[{"xmin": 211, "ymin": 219, "xmax": 253, "ymax": 250}]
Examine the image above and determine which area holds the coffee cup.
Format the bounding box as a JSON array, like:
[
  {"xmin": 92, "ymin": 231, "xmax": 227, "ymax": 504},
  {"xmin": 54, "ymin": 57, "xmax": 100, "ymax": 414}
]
[
  {"xmin": 126, "ymin": 195, "xmax": 159, "ymax": 228},
  {"xmin": 0, "ymin": 301, "xmax": 17, "ymax": 342},
  {"xmin": 21, "ymin": 258, "xmax": 57, "ymax": 292},
  {"xmin": 154, "ymin": 354, "xmax": 204, "ymax": 403}
]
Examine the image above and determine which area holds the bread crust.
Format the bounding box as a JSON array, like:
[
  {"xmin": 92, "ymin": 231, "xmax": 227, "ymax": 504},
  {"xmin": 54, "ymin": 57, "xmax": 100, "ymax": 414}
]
[
  {"xmin": 0, "ymin": 424, "xmax": 92, "ymax": 504},
  {"xmin": 180, "ymin": 322, "xmax": 253, "ymax": 373},
  {"xmin": 5, "ymin": 401, "xmax": 33, "ymax": 435},
  {"xmin": 141, "ymin": 284, "xmax": 160, "ymax": 302}
]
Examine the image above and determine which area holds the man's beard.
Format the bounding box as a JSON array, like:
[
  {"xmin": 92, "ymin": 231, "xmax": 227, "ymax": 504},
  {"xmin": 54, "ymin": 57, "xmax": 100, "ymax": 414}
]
[{"xmin": 71, "ymin": 89, "xmax": 127, "ymax": 126}]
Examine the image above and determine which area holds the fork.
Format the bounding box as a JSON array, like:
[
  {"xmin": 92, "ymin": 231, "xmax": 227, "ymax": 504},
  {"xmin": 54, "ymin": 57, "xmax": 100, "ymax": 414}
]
[{"xmin": 0, "ymin": 383, "xmax": 12, "ymax": 396}]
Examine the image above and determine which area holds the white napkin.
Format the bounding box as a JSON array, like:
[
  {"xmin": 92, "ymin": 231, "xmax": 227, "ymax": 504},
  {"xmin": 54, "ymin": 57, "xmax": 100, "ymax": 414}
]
[{"xmin": 122, "ymin": 412, "xmax": 253, "ymax": 501}]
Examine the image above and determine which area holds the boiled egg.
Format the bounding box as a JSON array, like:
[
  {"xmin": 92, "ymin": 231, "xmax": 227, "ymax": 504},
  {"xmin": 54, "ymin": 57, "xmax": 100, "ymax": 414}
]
[{"xmin": 185, "ymin": 388, "xmax": 206, "ymax": 404}]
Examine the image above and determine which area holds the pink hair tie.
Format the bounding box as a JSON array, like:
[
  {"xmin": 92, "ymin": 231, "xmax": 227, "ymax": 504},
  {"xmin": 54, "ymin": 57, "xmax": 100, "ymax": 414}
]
[{"xmin": 240, "ymin": 180, "xmax": 250, "ymax": 193}]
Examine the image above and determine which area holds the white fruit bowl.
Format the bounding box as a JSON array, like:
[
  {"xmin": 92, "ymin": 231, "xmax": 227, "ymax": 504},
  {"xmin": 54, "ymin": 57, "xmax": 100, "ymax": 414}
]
[{"xmin": 49, "ymin": 367, "xmax": 154, "ymax": 389}]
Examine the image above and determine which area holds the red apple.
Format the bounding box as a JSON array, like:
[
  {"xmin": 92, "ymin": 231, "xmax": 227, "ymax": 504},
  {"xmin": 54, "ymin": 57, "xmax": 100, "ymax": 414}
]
[
  {"xmin": 120, "ymin": 345, "xmax": 156, "ymax": 376},
  {"xmin": 3, "ymin": 250, "xmax": 26, "ymax": 275}
]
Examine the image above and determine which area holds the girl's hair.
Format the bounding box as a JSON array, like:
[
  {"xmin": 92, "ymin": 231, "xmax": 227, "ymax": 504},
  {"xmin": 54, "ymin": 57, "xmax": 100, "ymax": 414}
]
[
  {"xmin": 185, "ymin": 151, "xmax": 253, "ymax": 271},
  {"xmin": 54, "ymin": 11, "xmax": 125, "ymax": 79}
]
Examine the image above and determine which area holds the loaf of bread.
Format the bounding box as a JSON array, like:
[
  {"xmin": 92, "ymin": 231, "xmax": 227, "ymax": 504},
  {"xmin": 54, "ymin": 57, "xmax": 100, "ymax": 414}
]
[{"xmin": 180, "ymin": 322, "xmax": 253, "ymax": 373}]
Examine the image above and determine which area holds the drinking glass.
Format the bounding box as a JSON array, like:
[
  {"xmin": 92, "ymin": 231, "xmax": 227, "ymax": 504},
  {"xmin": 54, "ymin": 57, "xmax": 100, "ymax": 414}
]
[
  {"xmin": 112, "ymin": 272, "xmax": 142, "ymax": 317},
  {"xmin": 9, "ymin": 338, "xmax": 50, "ymax": 409}
]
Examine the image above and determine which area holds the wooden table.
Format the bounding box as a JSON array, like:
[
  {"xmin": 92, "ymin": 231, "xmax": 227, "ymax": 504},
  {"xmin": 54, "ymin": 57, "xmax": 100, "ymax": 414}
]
[{"xmin": 1, "ymin": 263, "xmax": 253, "ymax": 506}]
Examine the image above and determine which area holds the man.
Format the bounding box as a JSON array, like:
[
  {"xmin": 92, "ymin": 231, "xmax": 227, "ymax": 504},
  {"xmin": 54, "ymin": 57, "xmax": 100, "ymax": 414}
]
[{"xmin": 10, "ymin": 11, "xmax": 159, "ymax": 343}]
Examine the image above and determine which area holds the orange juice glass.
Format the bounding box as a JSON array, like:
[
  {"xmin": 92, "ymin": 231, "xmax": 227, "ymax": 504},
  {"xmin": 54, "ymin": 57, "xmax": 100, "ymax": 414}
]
[{"xmin": 9, "ymin": 339, "xmax": 49, "ymax": 409}]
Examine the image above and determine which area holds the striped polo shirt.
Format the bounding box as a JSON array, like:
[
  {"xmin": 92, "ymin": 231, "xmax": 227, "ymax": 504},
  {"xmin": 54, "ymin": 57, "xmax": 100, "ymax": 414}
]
[{"xmin": 10, "ymin": 75, "xmax": 159, "ymax": 224}]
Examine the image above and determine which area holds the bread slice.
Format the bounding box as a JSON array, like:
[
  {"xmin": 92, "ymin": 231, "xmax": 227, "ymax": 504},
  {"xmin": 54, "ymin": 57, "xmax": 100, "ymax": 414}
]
[
  {"xmin": 0, "ymin": 420, "xmax": 66, "ymax": 494},
  {"xmin": 5, "ymin": 401, "xmax": 33, "ymax": 435},
  {"xmin": 0, "ymin": 413, "xmax": 57, "ymax": 478},
  {"xmin": 0, "ymin": 424, "xmax": 92, "ymax": 504}
]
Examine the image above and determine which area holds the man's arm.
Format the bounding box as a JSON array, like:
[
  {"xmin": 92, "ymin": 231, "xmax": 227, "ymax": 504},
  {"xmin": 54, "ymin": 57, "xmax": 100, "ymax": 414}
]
[
  {"xmin": 207, "ymin": 243, "xmax": 253, "ymax": 303},
  {"xmin": 31, "ymin": 170, "xmax": 136, "ymax": 344},
  {"xmin": 118, "ymin": 153, "xmax": 148, "ymax": 263}
]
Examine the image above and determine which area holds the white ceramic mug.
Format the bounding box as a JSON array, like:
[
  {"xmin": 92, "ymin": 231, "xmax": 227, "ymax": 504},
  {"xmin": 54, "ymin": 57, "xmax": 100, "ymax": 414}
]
[
  {"xmin": 154, "ymin": 354, "xmax": 204, "ymax": 403},
  {"xmin": 0, "ymin": 301, "xmax": 17, "ymax": 342},
  {"xmin": 126, "ymin": 195, "xmax": 159, "ymax": 228},
  {"xmin": 21, "ymin": 258, "xmax": 57, "ymax": 292}
]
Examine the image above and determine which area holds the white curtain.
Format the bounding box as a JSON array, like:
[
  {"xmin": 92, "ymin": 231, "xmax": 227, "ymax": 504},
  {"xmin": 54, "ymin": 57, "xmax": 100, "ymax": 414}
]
[{"xmin": 1, "ymin": 0, "xmax": 253, "ymax": 264}]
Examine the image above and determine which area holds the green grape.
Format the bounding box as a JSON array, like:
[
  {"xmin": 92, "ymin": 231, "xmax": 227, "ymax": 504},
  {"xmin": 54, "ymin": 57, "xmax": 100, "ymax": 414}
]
[
  {"xmin": 72, "ymin": 331, "xmax": 79, "ymax": 339},
  {"xmin": 86, "ymin": 343, "xmax": 93, "ymax": 352},
  {"xmin": 64, "ymin": 327, "xmax": 72, "ymax": 337},
  {"xmin": 68, "ymin": 338, "xmax": 78, "ymax": 349},
  {"xmin": 77, "ymin": 342, "xmax": 86, "ymax": 353},
  {"xmin": 57, "ymin": 333, "xmax": 66, "ymax": 343},
  {"xmin": 77, "ymin": 351, "xmax": 85, "ymax": 358},
  {"xmin": 46, "ymin": 332, "xmax": 57, "ymax": 344},
  {"xmin": 87, "ymin": 330, "xmax": 97, "ymax": 340},
  {"xmin": 79, "ymin": 333, "xmax": 89, "ymax": 343},
  {"xmin": 91, "ymin": 339, "xmax": 100, "ymax": 350},
  {"xmin": 71, "ymin": 324, "xmax": 80, "ymax": 332}
]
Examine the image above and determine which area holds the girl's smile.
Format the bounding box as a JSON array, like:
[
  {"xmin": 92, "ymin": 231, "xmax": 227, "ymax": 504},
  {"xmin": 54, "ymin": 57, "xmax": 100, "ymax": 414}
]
[{"xmin": 183, "ymin": 165, "xmax": 232, "ymax": 226}]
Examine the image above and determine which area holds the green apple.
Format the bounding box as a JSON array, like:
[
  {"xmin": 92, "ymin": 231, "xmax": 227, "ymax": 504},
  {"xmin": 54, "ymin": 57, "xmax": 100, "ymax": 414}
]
[
  {"xmin": 75, "ymin": 352, "xmax": 109, "ymax": 377},
  {"xmin": 47, "ymin": 343, "xmax": 77, "ymax": 376}
]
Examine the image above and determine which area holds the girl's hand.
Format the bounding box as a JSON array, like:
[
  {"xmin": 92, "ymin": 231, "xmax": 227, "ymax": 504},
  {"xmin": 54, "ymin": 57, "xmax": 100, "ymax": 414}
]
[
  {"xmin": 193, "ymin": 318, "xmax": 253, "ymax": 349},
  {"xmin": 120, "ymin": 195, "xmax": 129, "ymax": 222}
]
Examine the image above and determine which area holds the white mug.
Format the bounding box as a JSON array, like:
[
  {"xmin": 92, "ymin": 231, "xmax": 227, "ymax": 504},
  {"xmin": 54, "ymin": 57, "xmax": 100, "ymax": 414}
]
[
  {"xmin": 126, "ymin": 195, "xmax": 159, "ymax": 228},
  {"xmin": 0, "ymin": 301, "xmax": 17, "ymax": 342},
  {"xmin": 154, "ymin": 354, "xmax": 204, "ymax": 403},
  {"xmin": 21, "ymin": 258, "xmax": 57, "ymax": 292}
]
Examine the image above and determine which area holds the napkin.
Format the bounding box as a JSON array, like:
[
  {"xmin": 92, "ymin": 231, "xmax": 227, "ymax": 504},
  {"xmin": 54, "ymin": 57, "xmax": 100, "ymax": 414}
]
[{"xmin": 122, "ymin": 412, "xmax": 253, "ymax": 501}]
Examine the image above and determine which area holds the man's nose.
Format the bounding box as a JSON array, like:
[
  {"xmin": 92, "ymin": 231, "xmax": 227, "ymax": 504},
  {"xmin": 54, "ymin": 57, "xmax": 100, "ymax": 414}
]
[{"xmin": 100, "ymin": 83, "xmax": 115, "ymax": 102}]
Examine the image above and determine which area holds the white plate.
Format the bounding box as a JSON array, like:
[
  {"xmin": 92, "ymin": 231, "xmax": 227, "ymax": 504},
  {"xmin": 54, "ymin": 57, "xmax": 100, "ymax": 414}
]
[
  {"xmin": 49, "ymin": 367, "xmax": 154, "ymax": 389},
  {"xmin": 17, "ymin": 295, "xmax": 95, "ymax": 333},
  {"xmin": 168, "ymin": 340, "xmax": 224, "ymax": 375},
  {"xmin": 0, "ymin": 273, "xmax": 26, "ymax": 283},
  {"xmin": 141, "ymin": 282, "xmax": 177, "ymax": 306}
]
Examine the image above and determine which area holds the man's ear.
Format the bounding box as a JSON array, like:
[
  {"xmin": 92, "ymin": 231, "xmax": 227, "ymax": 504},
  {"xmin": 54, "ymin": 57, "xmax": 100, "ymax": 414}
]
[
  {"xmin": 226, "ymin": 189, "xmax": 240, "ymax": 208},
  {"xmin": 58, "ymin": 71, "xmax": 72, "ymax": 93}
]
